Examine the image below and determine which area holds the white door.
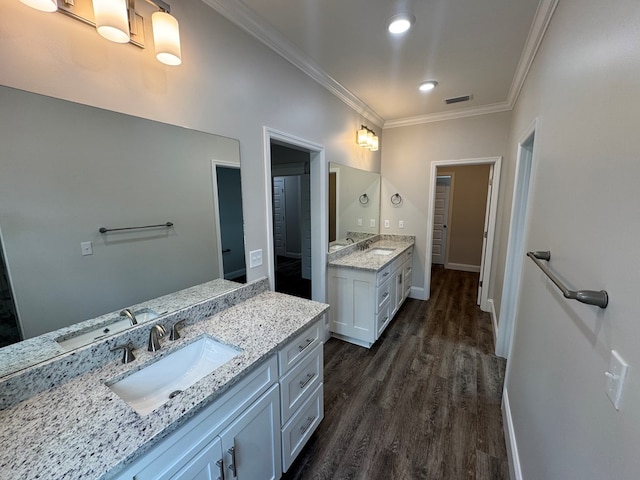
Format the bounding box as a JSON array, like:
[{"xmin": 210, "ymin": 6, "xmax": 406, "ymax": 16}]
[
  {"xmin": 220, "ymin": 384, "xmax": 281, "ymax": 480},
  {"xmin": 300, "ymin": 174, "xmax": 312, "ymax": 280},
  {"xmin": 477, "ymin": 166, "xmax": 493, "ymax": 305},
  {"xmin": 432, "ymin": 177, "xmax": 451, "ymax": 265},
  {"xmin": 273, "ymin": 177, "xmax": 286, "ymax": 257}
]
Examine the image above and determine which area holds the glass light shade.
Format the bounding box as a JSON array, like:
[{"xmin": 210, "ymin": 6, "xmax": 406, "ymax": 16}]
[
  {"xmin": 152, "ymin": 11, "xmax": 182, "ymax": 66},
  {"xmin": 370, "ymin": 135, "xmax": 379, "ymax": 152},
  {"xmin": 419, "ymin": 81, "xmax": 438, "ymax": 92},
  {"xmin": 357, "ymin": 127, "xmax": 369, "ymax": 147},
  {"xmin": 19, "ymin": 0, "xmax": 58, "ymax": 12},
  {"xmin": 93, "ymin": 0, "xmax": 130, "ymax": 44},
  {"xmin": 367, "ymin": 130, "xmax": 375, "ymax": 149}
]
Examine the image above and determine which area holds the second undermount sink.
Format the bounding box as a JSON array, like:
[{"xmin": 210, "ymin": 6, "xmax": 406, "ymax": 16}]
[
  {"xmin": 107, "ymin": 336, "xmax": 241, "ymax": 416},
  {"xmin": 370, "ymin": 248, "xmax": 394, "ymax": 256}
]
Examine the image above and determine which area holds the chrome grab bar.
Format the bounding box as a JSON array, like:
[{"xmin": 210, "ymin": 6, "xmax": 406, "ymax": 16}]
[
  {"xmin": 99, "ymin": 222, "xmax": 173, "ymax": 233},
  {"xmin": 527, "ymin": 251, "xmax": 608, "ymax": 309}
]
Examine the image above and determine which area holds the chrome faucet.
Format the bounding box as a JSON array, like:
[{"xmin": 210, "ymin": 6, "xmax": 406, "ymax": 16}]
[
  {"xmin": 148, "ymin": 324, "xmax": 166, "ymax": 352},
  {"xmin": 120, "ymin": 308, "xmax": 137, "ymax": 326},
  {"xmin": 346, "ymin": 237, "xmax": 354, "ymax": 243}
]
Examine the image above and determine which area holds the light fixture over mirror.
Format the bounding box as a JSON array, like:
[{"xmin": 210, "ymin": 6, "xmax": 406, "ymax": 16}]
[
  {"xmin": 357, "ymin": 125, "xmax": 379, "ymax": 152},
  {"xmin": 17, "ymin": 0, "xmax": 182, "ymax": 66}
]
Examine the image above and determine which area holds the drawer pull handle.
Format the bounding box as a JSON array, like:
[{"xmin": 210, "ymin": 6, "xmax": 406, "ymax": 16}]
[
  {"xmin": 299, "ymin": 373, "xmax": 315, "ymax": 389},
  {"xmin": 298, "ymin": 338, "xmax": 314, "ymax": 352},
  {"xmin": 216, "ymin": 459, "xmax": 225, "ymax": 480},
  {"xmin": 382, "ymin": 272, "xmax": 390, "ymax": 277},
  {"xmin": 382, "ymin": 292, "xmax": 389, "ymax": 299},
  {"xmin": 228, "ymin": 446, "xmax": 237, "ymax": 477},
  {"xmin": 300, "ymin": 415, "xmax": 316, "ymax": 435}
]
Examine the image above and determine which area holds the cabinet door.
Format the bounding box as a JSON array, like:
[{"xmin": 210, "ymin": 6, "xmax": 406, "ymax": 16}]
[
  {"xmin": 219, "ymin": 384, "xmax": 282, "ymax": 480},
  {"xmin": 170, "ymin": 437, "xmax": 224, "ymax": 480}
]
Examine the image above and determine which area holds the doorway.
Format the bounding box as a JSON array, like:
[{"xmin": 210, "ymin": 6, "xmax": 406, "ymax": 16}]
[
  {"xmin": 262, "ymin": 127, "xmax": 327, "ymax": 305},
  {"xmin": 496, "ymin": 120, "xmax": 537, "ymax": 358},
  {"xmin": 212, "ymin": 162, "xmax": 246, "ymax": 282},
  {"xmin": 0, "ymin": 231, "xmax": 21, "ymax": 347},
  {"xmin": 425, "ymin": 157, "xmax": 501, "ymax": 313},
  {"xmin": 431, "ymin": 175, "xmax": 452, "ymax": 266}
]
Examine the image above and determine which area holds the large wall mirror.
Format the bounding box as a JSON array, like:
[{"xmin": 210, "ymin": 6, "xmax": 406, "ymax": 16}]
[
  {"xmin": 0, "ymin": 86, "xmax": 246, "ymax": 374},
  {"xmin": 328, "ymin": 163, "xmax": 380, "ymax": 251}
]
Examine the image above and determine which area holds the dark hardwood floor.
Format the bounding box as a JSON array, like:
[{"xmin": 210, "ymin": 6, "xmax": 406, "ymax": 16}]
[{"xmin": 283, "ymin": 267, "xmax": 508, "ymax": 480}]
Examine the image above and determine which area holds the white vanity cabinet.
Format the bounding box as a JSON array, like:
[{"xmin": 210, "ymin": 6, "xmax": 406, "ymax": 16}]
[
  {"xmin": 114, "ymin": 356, "xmax": 282, "ymax": 480},
  {"xmin": 278, "ymin": 319, "xmax": 324, "ymax": 473},
  {"xmin": 329, "ymin": 246, "xmax": 413, "ymax": 348}
]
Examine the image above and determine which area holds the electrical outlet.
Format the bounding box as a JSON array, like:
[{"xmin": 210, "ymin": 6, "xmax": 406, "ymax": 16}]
[
  {"xmin": 81, "ymin": 241, "xmax": 93, "ymax": 256},
  {"xmin": 384, "ymin": 220, "xmax": 390, "ymax": 228},
  {"xmin": 605, "ymin": 350, "xmax": 628, "ymax": 410},
  {"xmin": 399, "ymin": 220, "xmax": 405, "ymax": 229},
  {"xmin": 249, "ymin": 249, "xmax": 263, "ymax": 268},
  {"xmin": 370, "ymin": 219, "xmax": 376, "ymax": 227},
  {"xmin": 358, "ymin": 218, "xmax": 363, "ymax": 226}
]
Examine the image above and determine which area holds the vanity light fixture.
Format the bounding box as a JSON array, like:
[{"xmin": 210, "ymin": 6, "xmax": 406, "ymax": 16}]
[
  {"xmin": 356, "ymin": 125, "xmax": 379, "ymax": 152},
  {"xmin": 419, "ymin": 80, "xmax": 438, "ymax": 92},
  {"xmin": 17, "ymin": 0, "xmax": 182, "ymax": 66},
  {"xmin": 387, "ymin": 13, "xmax": 415, "ymax": 34}
]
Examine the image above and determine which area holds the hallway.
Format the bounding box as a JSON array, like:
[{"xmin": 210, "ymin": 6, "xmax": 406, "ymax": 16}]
[{"xmin": 284, "ymin": 267, "xmax": 508, "ymax": 479}]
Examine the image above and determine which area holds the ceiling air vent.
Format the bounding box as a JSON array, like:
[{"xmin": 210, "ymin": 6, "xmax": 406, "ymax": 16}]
[{"xmin": 445, "ymin": 94, "xmax": 473, "ymax": 105}]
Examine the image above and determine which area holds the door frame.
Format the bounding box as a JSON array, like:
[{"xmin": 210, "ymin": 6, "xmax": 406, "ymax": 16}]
[
  {"xmin": 262, "ymin": 127, "xmax": 327, "ymax": 303},
  {"xmin": 211, "ymin": 160, "xmax": 244, "ymax": 280},
  {"xmin": 496, "ymin": 119, "xmax": 538, "ymax": 358},
  {"xmin": 424, "ymin": 156, "xmax": 502, "ymax": 312}
]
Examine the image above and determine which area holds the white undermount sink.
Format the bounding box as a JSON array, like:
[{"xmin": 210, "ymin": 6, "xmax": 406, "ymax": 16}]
[
  {"xmin": 370, "ymin": 248, "xmax": 394, "ymax": 256},
  {"xmin": 107, "ymin": 336, "xmax": 241, "ymax": 416}
]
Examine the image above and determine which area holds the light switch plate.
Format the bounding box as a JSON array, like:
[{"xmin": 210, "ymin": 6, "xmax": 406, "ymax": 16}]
[
  {"xmin": 249, "ymin": 249, "xmax": 263, "ymax": 268},
  {"xmin": 357, "ymin": 218, "xmax": 363, "ymax": 226},
  {"xmin": 384, "ymin": 220, "xmax": 390, "ymax": 228},
  {"xmin": 370, "ymin": 219, "xmax": 376, "ymax": 227},
  {"xmin": 605, "ymin": 350, "xmax": 628, "ymax": 410},
  {"xmin": 81, "ymin": 241, "xmax": 93, "ymax": 256},
  {"xmin": 399, "ymin": 220, "xmax": 405, "ymax": 229}
]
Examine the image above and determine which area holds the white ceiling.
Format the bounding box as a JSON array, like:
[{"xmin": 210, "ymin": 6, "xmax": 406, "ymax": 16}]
[{"xmin": 206, "ymin": 0, "xmax": 546, "ymax": 126}]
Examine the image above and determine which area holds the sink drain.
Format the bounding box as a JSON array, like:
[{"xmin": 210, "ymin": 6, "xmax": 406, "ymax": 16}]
[{"xmin": 168, "ymin": 390, "xmax": 183, "ymax": 399}]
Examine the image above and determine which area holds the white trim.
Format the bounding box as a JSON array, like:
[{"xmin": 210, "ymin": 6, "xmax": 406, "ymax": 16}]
[
  {"xmin": 384, "ymin": 102, "xmax": 512, "ymax": 129},
  {"xmin": 488, "ymin": 298, "xmax": 498, "ymax": 345},
  {"xmin": 211, "ymin": 159, "xmax": 242, "ymax": 280},
  {"xmin": 445, "ymin": 263, "xmax": 480, "ymax": 273},
  {"xmin": 502, "ymin": 389, "xmax": 523, "ymax": 480},
  {"xmin": 202, "ymin": 0, "xmax": 557, "ymax": 129},
  {"xmin": 409, "ymin": 286, "xmax": 425, "ymax": 300},
  {"xmin": 263, "ymin": 127, "xmax": 328, "ymax": 303},
  {"xmin": 424, "ymin": 157, "xmax": 501, "ymax": 310},
  {"xmin": 495, "ymin": 118, "xmax": 538, "ymax": 359},
  {"xmin": 506, "ymin": 0, "xmax": 560, "ymax": 107},
  {"xmin": 203, "ymin": 0, "xmax": 384, "ymax": 127}
]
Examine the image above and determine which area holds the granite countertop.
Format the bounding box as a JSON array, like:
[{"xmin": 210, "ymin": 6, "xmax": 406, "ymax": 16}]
[
  {"xmin": 328, "ymin": 238, "xmax": 414, "ymax": 272},
  {"xmin": 0, "ymin": 291, "xmax": 329, "ymax": 480}
]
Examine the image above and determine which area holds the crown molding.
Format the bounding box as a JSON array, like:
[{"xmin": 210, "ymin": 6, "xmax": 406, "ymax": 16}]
[
  {"xmin": 383, "ymin": 102, "xmax": 513, "ymax": 129},
  {"xmin": 202, "ymin": 0, "xmax": 558, "ymax": 130},
  {"xmin": 202, "ymin": 0, "xmax": 385, "ymax": 127}
]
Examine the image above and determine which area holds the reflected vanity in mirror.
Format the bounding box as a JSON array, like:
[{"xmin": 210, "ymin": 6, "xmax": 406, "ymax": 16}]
[
  {"xmin": 0, "ymin": 85, "xmax": 246, "ymax": 376},
  {"xmin": 328, "ymin": 163, "xmax": 381, "ymax": 252}
]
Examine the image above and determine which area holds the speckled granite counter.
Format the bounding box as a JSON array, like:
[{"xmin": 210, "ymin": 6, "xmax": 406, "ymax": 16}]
[
  {"xmin": 0, "ymin": 278, "xmax": 243, "ymax": 378},
  {"xmin": 328, "ymin": 236, "xmax": 414, "ymax": 272},
  {"xmin": 0, "ymin": 291, "xmax": 328, "ymax": 479}
]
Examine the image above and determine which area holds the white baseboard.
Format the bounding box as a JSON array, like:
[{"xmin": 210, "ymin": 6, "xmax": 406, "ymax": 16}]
[
  {"xmin": 488, "ymin": 298, "xmax": 498, "ymax": 346},
  {"xmin": 445, "ymin": 262, "xmax": 481, "ymax": 273},
  {"xmin": 409, "ymin": 286, "xmax": 426, "ymax": 300},
  {"xmin": 502, "ymin": 389, "xmax": 523, "ymax": 480}
]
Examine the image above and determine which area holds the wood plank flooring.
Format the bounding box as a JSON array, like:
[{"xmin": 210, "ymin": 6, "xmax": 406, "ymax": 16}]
[{"xmin": 283, "ymin": 267, "xmax": 508, "ymax": 480}]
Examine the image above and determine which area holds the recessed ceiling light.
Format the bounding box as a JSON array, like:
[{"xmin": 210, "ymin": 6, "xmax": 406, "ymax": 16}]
[
  {"xmin": 387, "ymin": 14, "xmax": 415, "ymax": 34},
  {"xmin": 419, "ymin": 81, "xmax": 438, "ymax": 92}
]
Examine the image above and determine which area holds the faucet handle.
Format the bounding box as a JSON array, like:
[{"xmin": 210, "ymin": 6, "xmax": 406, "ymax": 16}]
[
  {"xmin": 110, "ymin": 343, "xmax": 136, "ymax": 364},
  {"xmin": 170, "ymin": 319, "xmax": 187, "ymax": 341}
]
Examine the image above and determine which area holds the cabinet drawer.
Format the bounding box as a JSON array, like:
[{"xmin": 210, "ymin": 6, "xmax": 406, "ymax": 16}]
[
  {"xmin": 278, "ymin": 319, "xmax": 322, "ymax": 376},
  {"xmin": 280, "ymin": 343, "xmax": 323, "ymax": 424},
  {"xmin": 376, "ymin": 279, "xmax": 391, "ymax": 312},
  {"xmin": 376, "ymin": 303, "xmax": 391, "ymax": 337},
  {"xmin": 376, "ymin": 264, "xmax": 392, "ymax": 286},
  {"xmin": 281, "ymin": 383, "xmax": 324, "ymax": 473}
]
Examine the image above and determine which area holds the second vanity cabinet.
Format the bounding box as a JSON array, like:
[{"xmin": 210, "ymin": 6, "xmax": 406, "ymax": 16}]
[
  {"xmin": 114, "ymin": 318, "xmax": 323, "ymax": 480},
  {"xmin": 329, "ymin": 246, "xmax": 413, "ymax": 348}
]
